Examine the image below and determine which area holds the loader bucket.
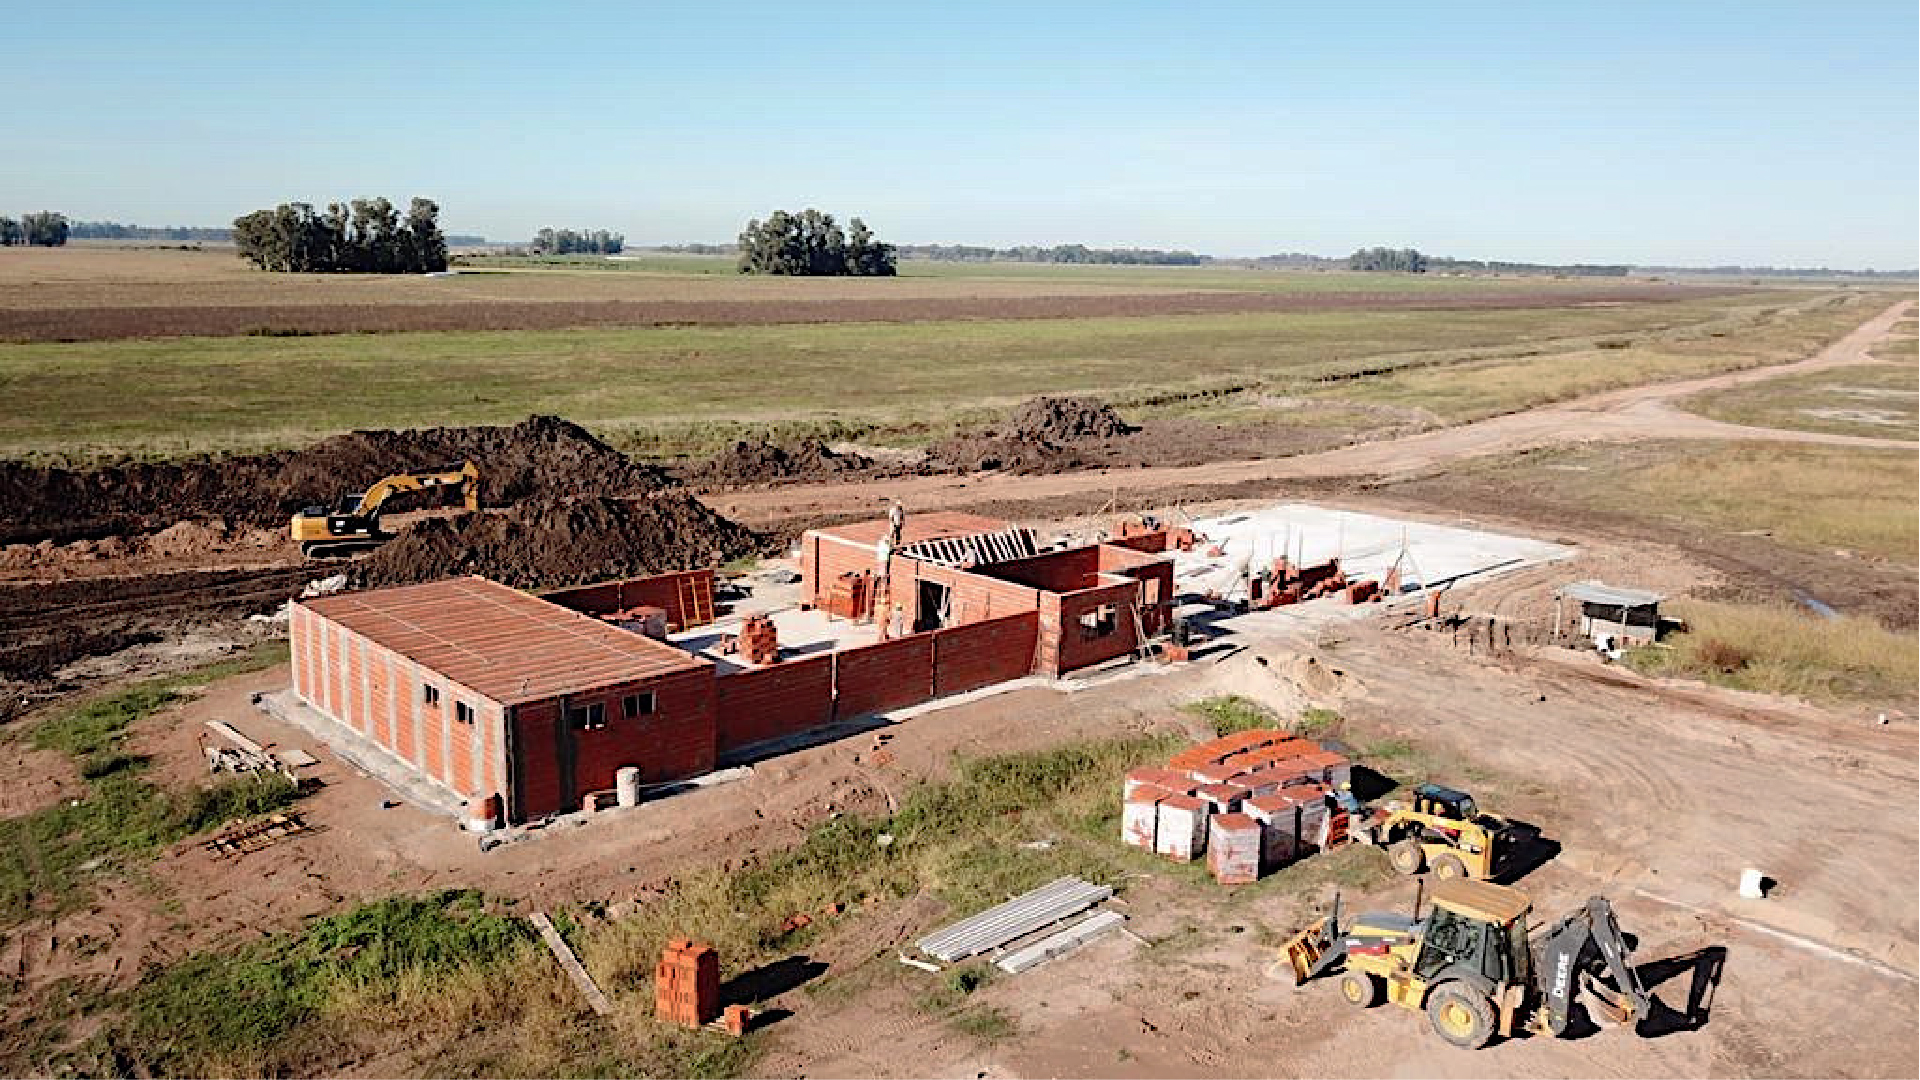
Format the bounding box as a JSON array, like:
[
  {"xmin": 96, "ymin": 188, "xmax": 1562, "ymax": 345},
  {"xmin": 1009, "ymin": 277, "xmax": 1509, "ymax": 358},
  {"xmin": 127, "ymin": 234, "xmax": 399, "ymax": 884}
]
[{"xmin": 1279, "ymin": 916, "xmax": 1333, "ymax": 986}]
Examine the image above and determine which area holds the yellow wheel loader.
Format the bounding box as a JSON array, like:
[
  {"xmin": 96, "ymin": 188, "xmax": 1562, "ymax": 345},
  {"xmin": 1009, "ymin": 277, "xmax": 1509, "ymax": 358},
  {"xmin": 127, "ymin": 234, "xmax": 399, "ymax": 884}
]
[
  {"xmin": 1280, "ymin": 878, "xmax": 1651, "ymax": 1050},
  {"xmin": 1362, "ymin": 783, "xmax": 1525, "ymax": 882},
  {"xmin": 291, "ymin": 461, "xmax": 479, "ymax": 558}
]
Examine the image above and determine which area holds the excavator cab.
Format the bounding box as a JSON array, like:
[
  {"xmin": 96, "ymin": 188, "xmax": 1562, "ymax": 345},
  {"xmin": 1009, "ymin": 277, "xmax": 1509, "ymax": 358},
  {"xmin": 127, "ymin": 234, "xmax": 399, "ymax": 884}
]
[{"xmin": 292, "ymin": 461, "xmax": 479, "ymax": 558}]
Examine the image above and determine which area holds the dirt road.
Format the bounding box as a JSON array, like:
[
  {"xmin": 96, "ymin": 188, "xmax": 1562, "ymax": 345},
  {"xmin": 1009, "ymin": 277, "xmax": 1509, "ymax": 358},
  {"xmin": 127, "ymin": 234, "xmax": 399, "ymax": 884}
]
[{"xmin": 712, "ymin": 297, "xmax": 1915, "ymax": 529}]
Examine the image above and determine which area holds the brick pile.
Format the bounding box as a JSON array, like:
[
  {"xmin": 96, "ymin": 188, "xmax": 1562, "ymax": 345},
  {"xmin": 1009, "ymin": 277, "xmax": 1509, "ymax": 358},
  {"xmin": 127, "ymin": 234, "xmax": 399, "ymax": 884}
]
[
  {"xmin": 737, "ymin": 613, "xmax": 780, "ymax": 665},
  {"xmin": 655, "ymin": 938, "xmax": 721, "ymax": 1029},
  {"xmin": 1120, "ymin": 727, "xmax": 1352, "ymax": 885},
  {"xmin": 825, "ymin": 570, "xmax": 874, "ymax": 620}
]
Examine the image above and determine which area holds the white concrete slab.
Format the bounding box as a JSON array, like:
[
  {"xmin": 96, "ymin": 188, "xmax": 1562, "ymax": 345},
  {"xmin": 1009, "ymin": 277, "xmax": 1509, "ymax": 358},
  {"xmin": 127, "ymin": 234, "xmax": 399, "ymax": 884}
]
[{"xmin": 1174, "ymin": 502, "xmax": 1572, "ymax": 606}]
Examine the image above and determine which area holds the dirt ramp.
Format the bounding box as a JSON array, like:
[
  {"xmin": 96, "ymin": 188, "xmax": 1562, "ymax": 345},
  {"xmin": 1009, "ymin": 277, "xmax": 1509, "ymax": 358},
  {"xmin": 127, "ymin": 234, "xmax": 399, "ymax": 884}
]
[
  {"xmin": 684, "ymin": 438, "xmax": 874, "ymax": 487},
  {"xmin": 0, "ymin": 415, "xmax": 671, "ymax": 545},
  {"xmin": 354, "ymin": 492, "xmax": 761, "ymax": 592}
]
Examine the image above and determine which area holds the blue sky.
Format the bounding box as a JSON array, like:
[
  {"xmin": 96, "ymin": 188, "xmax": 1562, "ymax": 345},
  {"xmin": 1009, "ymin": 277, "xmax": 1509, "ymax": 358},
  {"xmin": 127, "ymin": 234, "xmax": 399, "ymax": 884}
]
[{"xmin": 4, "ymin": 1, "xmax": 1915, "ymax": 267}]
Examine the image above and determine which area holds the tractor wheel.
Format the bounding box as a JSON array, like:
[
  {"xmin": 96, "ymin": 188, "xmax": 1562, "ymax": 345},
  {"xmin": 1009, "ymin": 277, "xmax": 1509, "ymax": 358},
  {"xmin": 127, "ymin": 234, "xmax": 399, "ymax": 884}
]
[
  {"xmin": 1432, "ymin": 854, "xmax": 1469, "ymax": 881},
  {"xmin": 1340, "ymin": 971, "xmax": 1383, "ymax": 1008},
  {"xmin": 1426, "ymin": 983, "xmax": 1496, "ymax": 1049},
  {"xmin": 1389, "ymin": 839, "xmax": 1425, "ymax": 876}
]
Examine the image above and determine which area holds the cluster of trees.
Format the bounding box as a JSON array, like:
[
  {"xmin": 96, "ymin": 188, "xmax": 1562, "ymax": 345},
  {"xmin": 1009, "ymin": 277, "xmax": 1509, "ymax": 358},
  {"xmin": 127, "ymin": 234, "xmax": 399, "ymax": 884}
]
[
  {"xmin": 737, "ymin": 209, "xmax": 895, "ymax": 276},
  {"xmin": 232, "ymin": 197, "xmax": 448, "ymax": 273},
  {"xmin": 902, "ymin": 243, "xmax": 1205, "ymax": 265},
  {"xmin": 0, "ymin": 212, "xmax": 70, "ymax": 246},
  {"xmin": 530, "ymin": 228, "xmax": 624, "ymax": 255},
  {"xmin": 1347, "ymin": 247, "xmax": 1428, "ymax": 273},
  {"xmin": 68, "ymin": 221, "xmax": 232, "ymax": 243},
  {"xmin": 1428, "ymin": 257, "xmax": 1628, "ymax": 277}
]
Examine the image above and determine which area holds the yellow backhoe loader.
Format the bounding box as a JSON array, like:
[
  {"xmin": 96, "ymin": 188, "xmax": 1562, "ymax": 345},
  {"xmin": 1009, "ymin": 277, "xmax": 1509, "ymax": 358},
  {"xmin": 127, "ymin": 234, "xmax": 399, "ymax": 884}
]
[
  {"xmin": 1280, "ymin": 878, "xmax": 1652, "ymax": 1050},
  {"xmin": 291, "ymin": 461, "xmax": 479, "ymax": 558}
]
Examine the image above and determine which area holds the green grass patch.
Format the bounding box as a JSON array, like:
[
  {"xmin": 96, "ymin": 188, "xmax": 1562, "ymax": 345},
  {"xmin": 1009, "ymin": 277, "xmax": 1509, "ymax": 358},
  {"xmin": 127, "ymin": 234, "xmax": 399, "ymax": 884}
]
[
  {"xmin": 1183, "ymin": 695, "xmax": 1277, "ymax": 736},
  {"xmin": 0, "ymin": 292, "xmax": 1795, "ymax": 463},
  {"xmin": 1626, "ymin": 599, "xmax": 1918, "ymax": 705},
  {"xmin": 1682, "ymin": 361, "xmax": 1917, "ymax": 440}
]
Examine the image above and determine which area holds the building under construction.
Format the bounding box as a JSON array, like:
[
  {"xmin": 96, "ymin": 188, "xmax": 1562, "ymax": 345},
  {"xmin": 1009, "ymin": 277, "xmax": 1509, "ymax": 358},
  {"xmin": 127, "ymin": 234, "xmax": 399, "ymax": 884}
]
[{"xmin": 288, "ymin": 512, "xmax": 1179, "ymax": 826}]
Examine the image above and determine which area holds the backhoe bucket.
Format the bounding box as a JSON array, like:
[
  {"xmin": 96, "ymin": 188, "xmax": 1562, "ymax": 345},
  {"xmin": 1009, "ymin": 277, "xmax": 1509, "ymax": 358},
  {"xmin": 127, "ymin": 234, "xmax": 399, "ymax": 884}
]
[{"xmin": 1279, "ymin": 916, "xmax": 1335, "ymax": 985}]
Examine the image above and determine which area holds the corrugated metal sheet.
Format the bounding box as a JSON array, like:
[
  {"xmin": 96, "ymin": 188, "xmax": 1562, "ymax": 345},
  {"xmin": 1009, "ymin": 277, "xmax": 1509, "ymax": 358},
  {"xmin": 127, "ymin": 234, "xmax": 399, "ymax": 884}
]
[
  {"xmin": 994, "ymin": 910, "xmax": 1126, "ymax": 974},
  {"xmin": 1559, "ymin": 581, "xmax": 1663, "ymax": 607},
  {"xmin": 300, "ymin": 576, "xmax": 706, "ymax": 706},
  {"xmin": 916, "ymin": 877, "xmax": 1112, "ymax": 962}
]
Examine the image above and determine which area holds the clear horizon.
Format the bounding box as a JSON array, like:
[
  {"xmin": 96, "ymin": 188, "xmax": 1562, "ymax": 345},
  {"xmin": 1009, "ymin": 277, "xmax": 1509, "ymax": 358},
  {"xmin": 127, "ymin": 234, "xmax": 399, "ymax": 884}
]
[{"xmin": 6, "ymin": 0, "xmax": 1915, "ymax": 270}]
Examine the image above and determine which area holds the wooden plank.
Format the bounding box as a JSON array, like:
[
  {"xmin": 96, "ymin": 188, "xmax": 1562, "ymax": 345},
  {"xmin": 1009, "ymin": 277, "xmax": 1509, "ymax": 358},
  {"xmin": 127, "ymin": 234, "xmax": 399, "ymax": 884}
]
[
  {"xmin": 530, "ymin": 912, "xmax": 613, "ymax": 1016},
  {"xmin": 206, "ymin": 720, "xmax": 268, "ymax": 756}
]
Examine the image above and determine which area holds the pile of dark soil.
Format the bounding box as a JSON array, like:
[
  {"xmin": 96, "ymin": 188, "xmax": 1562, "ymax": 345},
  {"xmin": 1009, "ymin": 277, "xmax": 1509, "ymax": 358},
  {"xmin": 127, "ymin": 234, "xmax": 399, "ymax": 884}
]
[
  {"xmin": 1007, "ymin": 396, "xmax": 1136, "ymax": 441},
  {"xmin": 0, "ymin": 416, "xmax": 672, "ymax": 546},
  {"xmin": 926, "ymin": 396, "xmax": 1137, "ymax": 474},
  {"xmin": 683, "ymin": 438, "xmax": 874, "ymax": 486},
  {"xmin": 354, "ymin": 492, "xmax": 762, "ymax": 592}
]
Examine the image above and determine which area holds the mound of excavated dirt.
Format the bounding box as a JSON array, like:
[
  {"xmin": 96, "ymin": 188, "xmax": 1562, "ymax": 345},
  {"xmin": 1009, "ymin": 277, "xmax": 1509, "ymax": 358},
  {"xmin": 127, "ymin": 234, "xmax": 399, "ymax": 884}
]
[
  {"xmin": 924, "ymin": 396, "xmax": 1136, "ymax": 475},
  {"xmin": 353, "ymin": 492, "xmax": 761, "ymax": 592},
  {"xmin": 0, "ymin": 416, "xmax": 672, "ymax": 546},
  {"xmin": 1007, "ymin": 396, "xmax": 1136, "ymax": 441},
  {"xmin": 683, "ymin": 438, "xmax": 874, "ymax": 486}
]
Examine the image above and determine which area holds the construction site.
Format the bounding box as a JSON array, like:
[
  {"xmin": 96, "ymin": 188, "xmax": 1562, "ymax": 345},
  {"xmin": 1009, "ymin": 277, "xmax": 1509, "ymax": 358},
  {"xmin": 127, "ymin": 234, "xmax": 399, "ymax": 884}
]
[{"xmin": 0, "ymin": 292, "xmax": 1914, "ymax": 1078}]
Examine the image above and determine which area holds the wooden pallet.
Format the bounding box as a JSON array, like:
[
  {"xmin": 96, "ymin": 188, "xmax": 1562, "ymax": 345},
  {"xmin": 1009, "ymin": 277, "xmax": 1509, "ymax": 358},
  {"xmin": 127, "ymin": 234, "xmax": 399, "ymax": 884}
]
[
  {"xmin": 678, "ymin": 573, "xmax": 715, "ymax": 628},
  {"xmin": 203, "ymin": 813, "xmax": 314, "ymax": 857}
]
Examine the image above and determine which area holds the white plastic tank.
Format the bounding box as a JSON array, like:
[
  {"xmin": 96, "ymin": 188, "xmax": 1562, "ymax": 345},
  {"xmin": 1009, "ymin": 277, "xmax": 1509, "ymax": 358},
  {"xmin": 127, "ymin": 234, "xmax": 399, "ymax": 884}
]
[{"xmin": 616, "ymin": 766, "xmax": 643, "ymax": 808}]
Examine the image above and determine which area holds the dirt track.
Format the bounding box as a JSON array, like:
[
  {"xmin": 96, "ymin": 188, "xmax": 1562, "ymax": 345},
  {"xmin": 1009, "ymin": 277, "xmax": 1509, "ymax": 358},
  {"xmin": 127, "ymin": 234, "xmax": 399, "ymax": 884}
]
[
  {"xmin": 0, "ymin": 283, "xmax": 1748, "ymax": 342},
  {"xmin": 711, "ymin": 297, "xmax": 1916, "ymax": 528}
]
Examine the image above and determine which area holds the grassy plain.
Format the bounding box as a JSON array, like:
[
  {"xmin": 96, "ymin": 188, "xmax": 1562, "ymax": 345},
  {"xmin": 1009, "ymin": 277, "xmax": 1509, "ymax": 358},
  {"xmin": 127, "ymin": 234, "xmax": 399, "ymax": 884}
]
[
  {"xmin": 1628, "ymin": 599, "xmax": 1917, "ymax": 704},
  {"xmin": 0, "ymin": 286, "xmax": 1848, "ymax": 462}
]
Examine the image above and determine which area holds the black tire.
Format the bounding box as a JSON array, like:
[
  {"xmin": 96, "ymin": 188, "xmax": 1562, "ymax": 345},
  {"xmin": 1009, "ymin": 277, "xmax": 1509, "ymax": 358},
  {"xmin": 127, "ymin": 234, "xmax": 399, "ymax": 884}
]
[
  {"xmin": 1389, "ymin": 839, "xmax": 1425, "ymax": 876},
  {"xmin": 1339, "ymin": 971, "xmax": 1383, "ymax": 1008},
  {"xmin": 1432, "ymin": 854, "xmax": 1469, "ymax": 881},
  {"xmin": 1426, "ymin": 983, "xmax": 1496, "ymax": 1049}
]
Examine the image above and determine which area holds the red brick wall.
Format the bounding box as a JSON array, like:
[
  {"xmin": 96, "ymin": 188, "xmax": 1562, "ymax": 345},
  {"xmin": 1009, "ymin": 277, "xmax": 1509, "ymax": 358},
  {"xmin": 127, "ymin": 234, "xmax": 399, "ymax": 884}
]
[
  {"xmin": 1105, "ymin": 531, "xmax": 1169, "ymax": 554},
  {"xmin": 980, "ymin": 547, "xmax": 1103, "ymax": 592},
  {"xmin": 932, "ymin": 612, "xmax": 1039, "ymax": 696},
  {"xmin": 889, "ymin": 557, "xmax": 1040, "ymax": 628},
  {"xmin": 714, "ymin": 653, "xmax": 835, "ymax": 753},
  {"xmin": 542, "ymin": 569, "xmax": 717, "ymax": 629},
  {"xmin": 563, "ymin": 666, "xmax": 718, "ymax": 802},
  {"xmin": 1038, "ymin": 579, "xmax": 1142, "ymax": 677},
  {"xmin": 512, "ymin": 701, "xmax": 564, "ymax": 821},
  {"xmin": 834, "ymin": 633, "xmax": 936, "ymax": 718}
]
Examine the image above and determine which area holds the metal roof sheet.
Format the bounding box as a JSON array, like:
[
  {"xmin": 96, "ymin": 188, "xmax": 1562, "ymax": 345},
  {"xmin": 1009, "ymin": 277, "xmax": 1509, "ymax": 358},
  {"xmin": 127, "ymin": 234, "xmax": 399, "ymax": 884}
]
[
  {"xmin": 813, "ymin": 511, "xmax": 1012, "ymax": 549},
  {"xmin": 916, "ymin": 876, "xmax": 1113, "ymax": 962},
  {"xmin": 1559, "ymin": 580, "xmax": 1663, "ymax": 607},
  {"xmin": 299, "ymin": 576, "xmax": 706, "ymax": 706}
]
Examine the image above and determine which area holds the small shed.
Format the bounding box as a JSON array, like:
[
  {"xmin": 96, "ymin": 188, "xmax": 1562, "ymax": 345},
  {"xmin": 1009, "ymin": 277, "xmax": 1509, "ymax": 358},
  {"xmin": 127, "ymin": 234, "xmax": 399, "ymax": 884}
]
[{"xmin": 1557, "ymin": 581, "xmax": 1663, "ymax": 648}]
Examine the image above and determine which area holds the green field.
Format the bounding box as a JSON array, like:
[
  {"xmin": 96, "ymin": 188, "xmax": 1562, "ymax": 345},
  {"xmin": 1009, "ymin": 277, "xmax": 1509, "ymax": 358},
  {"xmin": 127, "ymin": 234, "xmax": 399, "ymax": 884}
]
[
  {"xmin": 1683, "ymin": 362, "xmax": 1918, "ymax": 440},
  {"xmin": 0, "ymin": 287, "xmax": 1851, "ymax": 463}
]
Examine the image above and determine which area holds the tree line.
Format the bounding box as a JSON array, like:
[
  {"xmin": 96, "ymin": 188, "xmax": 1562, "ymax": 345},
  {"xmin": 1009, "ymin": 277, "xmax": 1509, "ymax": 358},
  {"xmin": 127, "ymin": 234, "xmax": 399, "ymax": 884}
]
[
  {"xmin": 232, "ymin": 198, "xmax": 448, "ymax": 273},
  {"xmin": 736, "ymin": 209, "xmax": 895, "ymax": 276},
  {"xmin": 903, "ymin": 243, "xmax": 1205, "ymax": 265},
  {"xmin": 529, "ymin": 228, "xmax": 624, "ymax": 255},
  {"xmin": 0, "ymin": 212, "xmax": 69, "ymax": 246},
  {"xmin": 1347, "ymin": 246, "xmax": 1428, "ymax": 273}
]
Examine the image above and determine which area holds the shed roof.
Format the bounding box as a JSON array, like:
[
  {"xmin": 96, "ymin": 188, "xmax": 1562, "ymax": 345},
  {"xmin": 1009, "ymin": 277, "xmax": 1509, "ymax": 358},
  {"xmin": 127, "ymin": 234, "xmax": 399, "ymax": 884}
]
[
  {"xmin": 1559, "ymin": 581, "xmax": 1663, "ymax": 607},
  {"xmin": 300, "ymin": 576, "xmax": 705, "ymax": 706},
  {"xmin": 813, "ymin": 511, "xmax": 1011, "ymax": 549}
]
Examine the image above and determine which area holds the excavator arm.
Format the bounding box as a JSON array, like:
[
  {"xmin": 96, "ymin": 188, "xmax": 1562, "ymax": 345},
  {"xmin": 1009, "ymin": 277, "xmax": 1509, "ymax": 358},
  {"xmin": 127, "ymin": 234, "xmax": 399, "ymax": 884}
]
[
  {"xmin": 1536, "ymin": 896, "xmax": 1651, "ymax": 1037},
  {"xmin": 351, "ymin": 461, "xmax": 480, "ymax": 521}
]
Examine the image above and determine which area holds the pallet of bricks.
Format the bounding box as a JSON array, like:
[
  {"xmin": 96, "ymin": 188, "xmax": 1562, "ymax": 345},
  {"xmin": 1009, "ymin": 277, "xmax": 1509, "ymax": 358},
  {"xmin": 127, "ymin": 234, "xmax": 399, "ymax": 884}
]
[{"xmin": 1120, "ymin": 728, "xmax": 1351, "ymax": 885}]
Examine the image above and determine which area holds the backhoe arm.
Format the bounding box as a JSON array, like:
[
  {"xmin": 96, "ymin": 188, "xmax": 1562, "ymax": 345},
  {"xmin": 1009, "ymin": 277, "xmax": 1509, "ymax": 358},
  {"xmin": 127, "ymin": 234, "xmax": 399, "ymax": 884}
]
[{"xmin": 1537, "ymin": 896, "xmax": 1651, "ymax": 1036}]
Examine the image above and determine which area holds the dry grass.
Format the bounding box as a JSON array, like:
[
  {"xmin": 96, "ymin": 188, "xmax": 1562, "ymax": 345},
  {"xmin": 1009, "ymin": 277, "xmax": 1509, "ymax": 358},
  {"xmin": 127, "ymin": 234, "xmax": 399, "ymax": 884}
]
[{"xmin": 1628, "ymin": 598, "xmax": 1918, "ymax": 705}]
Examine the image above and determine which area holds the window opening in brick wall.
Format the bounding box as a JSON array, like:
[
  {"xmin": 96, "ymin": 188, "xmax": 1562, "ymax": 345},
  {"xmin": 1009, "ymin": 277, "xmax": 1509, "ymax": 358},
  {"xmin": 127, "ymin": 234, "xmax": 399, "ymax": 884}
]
[
  {"xmin": 623, "ymin": 692, "xmax": 656, "ymax": 719},
  {"xmin": 1079, "ymin": 604, "xmax": 1117, "ymax": 639},
  {"xmin": 423, "ymin": 684, "xmax": 441, "ymax": 706},
  {"xmin": 455, "ymin": 701, "xmax": 475, "ymax": 725},
  {"xmin": 568, "ymin": 701, "xmax": 607, "ymax": 731}
]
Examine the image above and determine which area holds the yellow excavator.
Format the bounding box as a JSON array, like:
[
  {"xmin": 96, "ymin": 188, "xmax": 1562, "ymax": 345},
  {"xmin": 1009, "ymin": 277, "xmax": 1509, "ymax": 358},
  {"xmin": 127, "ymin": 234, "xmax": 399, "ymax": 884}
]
[
  {"xmin": 1280, "ymin": 878, "xmax": 1653, "ymax": 1050},
  {"xmin": 291, "ymin": 461, "xmax": 479, "ymax": 558}
]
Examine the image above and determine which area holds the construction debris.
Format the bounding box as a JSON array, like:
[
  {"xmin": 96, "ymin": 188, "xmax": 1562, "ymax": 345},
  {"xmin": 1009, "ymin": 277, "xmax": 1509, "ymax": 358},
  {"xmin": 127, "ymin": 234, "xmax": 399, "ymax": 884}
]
[
  {"xmin": 916, "ymin": 876, "xmax": 1113, "ymax": 962},
  {"xmin": 532, "ymin": 911, "xmax": 613, "ymax": 1016},
  {"xmin": 203, "ymin": 812, "xmax": 315, "ymax": 857},
  {"xmin": 995, "ymin": 909, "xmax": 1127, "ymax": 974}
]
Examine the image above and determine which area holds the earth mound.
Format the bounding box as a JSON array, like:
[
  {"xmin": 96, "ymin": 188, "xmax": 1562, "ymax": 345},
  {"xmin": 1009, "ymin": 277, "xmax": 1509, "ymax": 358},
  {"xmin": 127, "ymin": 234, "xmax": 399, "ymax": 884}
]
[
  {"xmin": 926, "ymin": 396, "xmax": 1135, "ymax": 474},
  {"xmin": 685, "ymin": 438, "xmax": 874, "ymax": 486},
  {"xmin": 354, "ymin": 492, "xmax": 762, "ymax": 592},
  {"xmin": 0, "ymin": 415, "xmax": 672, "ymax": 545}
]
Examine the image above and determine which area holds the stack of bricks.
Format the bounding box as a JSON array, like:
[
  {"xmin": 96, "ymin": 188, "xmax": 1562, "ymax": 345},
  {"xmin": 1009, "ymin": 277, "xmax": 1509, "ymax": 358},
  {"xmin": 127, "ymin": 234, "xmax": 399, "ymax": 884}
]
[
  {"xmin": 738, "ymin": 614, "xmax": 780, "ymax": 666},
  {"xmin": 826, "ymin": 571, "xmax": 873, "ymax": 621},
  {"xmin": 1122, "ymin": 727, "xmax": 1352, "ymax": 885},
  {"xmin": 655, "ymin": 938, "xmax": 721, "ymax": 1029}
]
